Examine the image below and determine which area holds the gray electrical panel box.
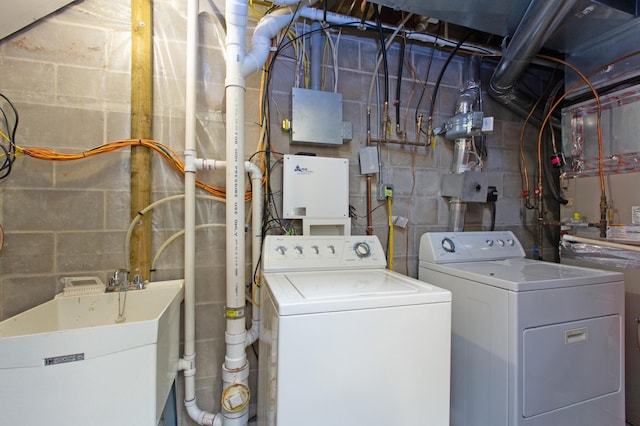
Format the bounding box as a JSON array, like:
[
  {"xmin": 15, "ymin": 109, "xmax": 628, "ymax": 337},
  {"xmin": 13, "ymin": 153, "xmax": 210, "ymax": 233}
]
[{"xmin": 290, "ymin": 88, "xmax": 350, "ymax": 145}]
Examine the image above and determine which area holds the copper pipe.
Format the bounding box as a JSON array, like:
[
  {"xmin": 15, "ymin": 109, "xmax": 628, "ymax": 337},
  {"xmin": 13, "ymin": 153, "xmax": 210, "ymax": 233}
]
[{"xmin": 366, "ymin": 107, "xmax": 374, "ymax": 235}]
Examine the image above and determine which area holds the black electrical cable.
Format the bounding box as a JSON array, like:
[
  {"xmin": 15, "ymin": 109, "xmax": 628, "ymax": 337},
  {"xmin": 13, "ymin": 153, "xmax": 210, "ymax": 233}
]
[
  {"xmin": 395, "ymin": 35, "xmax": 406, "ymax": 131},
  {"xmin": 427, "ymin": 31, "xmax": 473, "ymax": 127},
  {"xmin": 373, "ymin": 5, "xmax": 389, "ymax": 106},
  {"xmin": 0, "ymin": 144, "xmax": 11, "ymax": 180},
  {"xmin": 541, "ymin": 81, "xmax": 569, "ymax": 206},
  {"xmin": 414, "ymin": 24, "xmax": 439, "ymax": 129},
  {"xmin": 0, "ymin": 93, "xmax": 18, "ymax": 180},
  {"xmin": 490, "ymin": 201, "xmax": 496, "ymax": 231},
  {"xmin": 360, "ymin": 1, "xmax": 371, "ymax": 29}
]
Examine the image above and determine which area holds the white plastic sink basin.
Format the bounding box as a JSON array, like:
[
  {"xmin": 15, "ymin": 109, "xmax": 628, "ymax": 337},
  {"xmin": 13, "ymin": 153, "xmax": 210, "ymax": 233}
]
[{"xmin": 0, "ymin": 279, "xmax": 184, "ymax": 426}]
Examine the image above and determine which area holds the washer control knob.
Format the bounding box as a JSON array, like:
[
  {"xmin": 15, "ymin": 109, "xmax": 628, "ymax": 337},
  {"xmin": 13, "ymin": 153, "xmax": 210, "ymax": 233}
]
[
  {"xmin": 353, "ymin": 242, "xmax": 372, "ymax": 258},
  {"xmin": 327, "ymin": 245, "xmax": 336, "ymax": 255},
  {"xmin": 486, "ymin": 239, "xmax": 494, "ymax": 247},
  {"xmin": 276, "ymin": 246, "xmax": 286, "ymax": 255},
  {"xmin": 441, "ymin": 237, "xmax": 455, "ymax": 253},
  {"xmin": 294, "ymin": 245, "xmax": 303, "ymax": 255},
  {"xmin": 507, "ymin": 239, "xmax": 515, "ymax": 246},
  {"xmin": 497, "ymin": 239, "xmax": 505, "ymax": 247},
  {"xmin": 311, "ymin": 245, "xmax": 319, "ymax": 255}
]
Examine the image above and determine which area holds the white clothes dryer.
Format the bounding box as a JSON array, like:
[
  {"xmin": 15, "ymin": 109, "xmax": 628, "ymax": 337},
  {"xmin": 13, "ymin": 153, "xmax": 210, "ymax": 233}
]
[
  {"xmin": 257, "ymin": 235, "xmax": 452, "ymax": 426},
  {"xmin": 418, "ymin": 231, "xmax": 625, "ymax": 426}
]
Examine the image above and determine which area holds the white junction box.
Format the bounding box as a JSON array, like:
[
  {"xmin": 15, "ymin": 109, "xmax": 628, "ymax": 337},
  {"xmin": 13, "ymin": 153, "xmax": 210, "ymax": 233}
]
[{"xmin": 283, "ymin": 155, "xmax": 349, "ymax": 219}]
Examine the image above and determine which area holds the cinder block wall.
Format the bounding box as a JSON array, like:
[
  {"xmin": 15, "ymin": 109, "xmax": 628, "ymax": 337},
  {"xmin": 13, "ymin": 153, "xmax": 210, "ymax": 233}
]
[{"xmin": 0, "ymin": 0, "xmax": 543, "ymax": 424}]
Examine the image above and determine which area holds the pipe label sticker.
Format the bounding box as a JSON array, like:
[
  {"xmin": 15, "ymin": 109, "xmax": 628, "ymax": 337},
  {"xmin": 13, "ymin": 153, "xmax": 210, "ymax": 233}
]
[
  {"xmin": 225, "ymin": 308, "xmax": 245, "ymax": 319},
  {"xmin": 44, "ymin": 353, "xmax": 85, "ymax": 366}
]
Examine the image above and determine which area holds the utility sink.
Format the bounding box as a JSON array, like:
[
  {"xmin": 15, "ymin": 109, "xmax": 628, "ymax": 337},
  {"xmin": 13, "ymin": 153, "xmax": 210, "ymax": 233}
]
[{"xmin": 0, "ymin": 279, "xmax": 184, "ymax": 426}]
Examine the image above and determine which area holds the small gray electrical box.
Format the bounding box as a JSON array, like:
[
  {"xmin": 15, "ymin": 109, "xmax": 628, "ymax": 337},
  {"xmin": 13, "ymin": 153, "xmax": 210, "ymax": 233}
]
[
  {"xmin": 291, "ymin": 87, "xmax": 348, "ymax": 145},
  {"xmin": 441, "ymin": 172, "xmax": 489, "ymax": 203},
  {"xmin": 359, "ymin": 146, "xmax": 379, "ymax": 174}
]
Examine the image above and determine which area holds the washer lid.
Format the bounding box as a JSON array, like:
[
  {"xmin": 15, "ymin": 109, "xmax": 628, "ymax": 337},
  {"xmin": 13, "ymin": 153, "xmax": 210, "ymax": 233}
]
[
  {"xmin": 263, "ymin": 269, "xmax": 451, "ymax": 315},
  {"xmin": 420, "ymin": 258, "xmax": 623, "ymax": 291}
]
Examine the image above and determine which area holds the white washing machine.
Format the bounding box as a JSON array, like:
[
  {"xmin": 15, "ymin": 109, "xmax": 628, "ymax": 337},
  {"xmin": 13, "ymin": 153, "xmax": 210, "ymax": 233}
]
[
  {"xmin": 257, "ymin": 235, "xmax": 452, "ymax": 426},
  {"xmin": 418, "ymin": 231, "xmax": 625, "ymax": 426}
]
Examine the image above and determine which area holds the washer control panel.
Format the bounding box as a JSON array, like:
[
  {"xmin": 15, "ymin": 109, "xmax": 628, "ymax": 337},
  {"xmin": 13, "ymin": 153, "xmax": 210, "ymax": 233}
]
[
  {"xmin": 262, "ymin": 235, "xmax": 387, "ymax": 272},
  {"xmin": 419, "ymin": 231, "xmax": 526, "ymax": 263}
]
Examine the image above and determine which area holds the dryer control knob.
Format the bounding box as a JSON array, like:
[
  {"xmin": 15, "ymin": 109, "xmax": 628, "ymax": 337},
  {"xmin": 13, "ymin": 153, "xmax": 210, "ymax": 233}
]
[
  {"xmin": 441, "ymin": 237, "xmax": 455, "ymax": 253},
  {"xmin": 354, "ymin": 242, "xmax": 372, "ymax": 258}
]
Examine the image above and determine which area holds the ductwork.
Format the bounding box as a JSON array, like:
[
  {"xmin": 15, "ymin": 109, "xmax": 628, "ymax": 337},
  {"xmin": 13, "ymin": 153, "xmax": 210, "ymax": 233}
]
[{"xmin": 488, "ymin": 0, "xmax": 579, "ymax": 126}]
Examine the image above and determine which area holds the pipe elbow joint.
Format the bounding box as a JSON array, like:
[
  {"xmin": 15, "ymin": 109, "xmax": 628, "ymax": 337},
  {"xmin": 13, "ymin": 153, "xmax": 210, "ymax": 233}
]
[{"xmin": 185, "ymin": 398, "xmax": 222, "ymax": 426}]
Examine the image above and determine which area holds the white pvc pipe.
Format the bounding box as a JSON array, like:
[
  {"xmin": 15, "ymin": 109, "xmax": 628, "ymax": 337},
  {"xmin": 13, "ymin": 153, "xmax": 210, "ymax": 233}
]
[
  {"xmin": 183, "ymin": 0, "xmax": 220, "ymax": 424},
  {"xmin": 180, "ymin": 0, "xmax": 299, "ymax": 422},
  {"xmin": 245, "ymin": 162, "xmax": 263, "ymax": 347},
  {"xmin": 191, "ymin": 159, "xmax": 263, "ymax": 347},
  {"xmin": 224, "ymin": 2, "xmax": 251, "ymax": 424},
  {"xmin": 225, "ymin": 0, "xmax": 248, "ymax": 369},
  {"xmin": 242, "ymin": 6, "xmax": 296, "ymax": 77}
]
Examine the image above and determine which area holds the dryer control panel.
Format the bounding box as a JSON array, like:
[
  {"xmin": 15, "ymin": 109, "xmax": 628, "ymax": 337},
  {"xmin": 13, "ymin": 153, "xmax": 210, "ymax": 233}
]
[
  {"xmin": 262, "ymin": 235, "xmax": 387, "ymax": 272},
  {"xmin": 419, "ymin": 231, "xmax": 526, "ymax": 263}
]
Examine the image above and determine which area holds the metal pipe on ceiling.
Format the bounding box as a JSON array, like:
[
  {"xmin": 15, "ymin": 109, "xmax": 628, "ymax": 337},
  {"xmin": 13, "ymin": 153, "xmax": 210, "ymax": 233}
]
[{"xmin": 488, "ymin": 0, "xmax": 579, "ymax": 126}]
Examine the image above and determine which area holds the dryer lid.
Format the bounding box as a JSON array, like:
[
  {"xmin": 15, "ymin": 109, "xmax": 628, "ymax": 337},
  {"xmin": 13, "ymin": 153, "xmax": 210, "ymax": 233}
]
[
  {"xmin": 420, "ymin": 258, "xmax": 624, "ymax": 291},
  {"xmin": 263, "ymin": 269, "xmax": 451, "ymax": 315}
]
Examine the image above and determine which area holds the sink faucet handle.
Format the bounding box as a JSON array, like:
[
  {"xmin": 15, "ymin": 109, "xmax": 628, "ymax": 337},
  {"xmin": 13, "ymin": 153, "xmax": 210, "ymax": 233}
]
[
  {"xmin": 109, "ymin": 268, "xmax": 129, "ymax": 288},
  {"xmin": 131, "ymin": 273, "xmax": 144, "ymax": 290}
]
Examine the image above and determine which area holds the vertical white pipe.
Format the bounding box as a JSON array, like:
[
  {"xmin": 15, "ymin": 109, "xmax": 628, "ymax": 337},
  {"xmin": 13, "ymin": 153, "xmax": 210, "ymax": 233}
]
[
  {"xmin": 245, "ymin": 162, "xmax": 263, "ymax": 346},
  {"xmin": 184, "ymin": 0, "xmax": 198, "ymax": 364},
  {"xmin": 183, "ymin": 0, "xmax": 220, "ymax": 424},
  {"xmin": 223, "ymin": 2, "xmax": 251, "ymax": 424},
  {"xmin": 225, "ymin": 0, "xmax": 248, "ymax": 371},
  {"xmin": 183, "ymin": 0, "xmax": 198, "ymax": 403}
]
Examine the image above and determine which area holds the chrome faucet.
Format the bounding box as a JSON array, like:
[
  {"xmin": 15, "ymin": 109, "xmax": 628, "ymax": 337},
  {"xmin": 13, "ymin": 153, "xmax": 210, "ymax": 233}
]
[{"xmin": 107, "ymin": 269, "xmax": 145, "ymax": 292}]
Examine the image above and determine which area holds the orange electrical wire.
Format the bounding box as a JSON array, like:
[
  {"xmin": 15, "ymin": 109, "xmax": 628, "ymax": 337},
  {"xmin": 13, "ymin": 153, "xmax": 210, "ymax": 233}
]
[{"xmin": 17, "ymin": 139, "xmax": 255, "ymax": 201}]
